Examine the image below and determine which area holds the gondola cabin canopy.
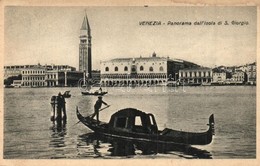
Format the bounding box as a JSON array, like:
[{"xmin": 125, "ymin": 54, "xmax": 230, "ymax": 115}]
[{"xmin": 108, "ymin": 108, "xmax": 158, "ymax": 133}]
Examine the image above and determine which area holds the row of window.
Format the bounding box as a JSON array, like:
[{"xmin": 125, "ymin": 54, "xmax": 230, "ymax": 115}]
[
  {"xmin": 101, "ymin": 75, "xmax": 168, "ymax": 79},
  {"xmin": 105, "ymin": 66, "xmax": 164, "ymax": 72},
  {"xmin": 101, "ymin": 79, "xmax": 167, "ymax": 85},
  {"xmin": 23, "ymin": 82, "xmax": 45, "ymax": 86},
  {"xmin": 47, "ymin": 81, "xmax": 57, "ymax": 86},
  {"xmin": 22, "ymin": 76, "xmax": 45, "ymax": 81},
  {"xmin": 104, "ymin": 62, "xmax": 165, "ymax": 65},
  {"xmin": 5, "ymin": 71, "xmax": 21, "ymax": 73},
  {"xmin": 180, "ymin": 71, "xmax": 211, "ymax": 77},
  {"xmin": 46, "ymin": 74, "xmax": 57, "ymax": 79},
  {"xmin": 22, "ymin": 70, "xmax": 45, "ymax": 74},
  {"xmin": 180, "ymin": 78, "xmax": 212, "ymax": 82},
  {"xmin": 214, "ymin": 73, "xmax": 226, "ymax": 76}
]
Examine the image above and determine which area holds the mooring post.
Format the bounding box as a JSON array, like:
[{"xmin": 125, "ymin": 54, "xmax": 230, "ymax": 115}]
[
  {"xmin": 56, "ymin": 93, "xmax": 62, "ymax": 126},
  {"xmin": 62, "ymin": 95, "xmax": 67, "ymax": 122},
  {"xmin": 50, "ymin": 95, "xmax": 56, "ymax": 122}
]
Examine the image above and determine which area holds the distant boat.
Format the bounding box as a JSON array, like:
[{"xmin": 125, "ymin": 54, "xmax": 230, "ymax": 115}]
[
  {"xmin": 201, "ymin": 82, "xmax": 211, "ymax": 86},
  {"xmin": 81, "ymin": 84, "xmax": 108, "ymax": 96},
  {"xmin": 63, "ymin": 91, "xmax": 71, "ymax": 98},
  {"xmin": 76, "ymin": 107, "xmax": 215, "ymax": 146},
  {"xmin": 5, "ymin": 85, "xmax": 14, "ymax": 88},
  {"xmin": 81, "ymin": 91, "xmax": 108, "ymax": 96}
]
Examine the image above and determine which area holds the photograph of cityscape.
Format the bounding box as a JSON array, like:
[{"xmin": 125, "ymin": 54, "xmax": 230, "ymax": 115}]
[{"xmin": 3, "ymin": 6, "xmax": 256, "ymax": 160}]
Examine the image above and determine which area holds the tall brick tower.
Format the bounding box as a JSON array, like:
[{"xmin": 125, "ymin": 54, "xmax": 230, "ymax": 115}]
[{"xmin": 79, "ymin": 12, "xmax": 92, "ymax": 78}]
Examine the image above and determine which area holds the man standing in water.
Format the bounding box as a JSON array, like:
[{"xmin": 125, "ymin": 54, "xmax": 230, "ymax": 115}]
[{"xmin": 91, "ymin": 96, "xmax": 109, "ymax": 123}]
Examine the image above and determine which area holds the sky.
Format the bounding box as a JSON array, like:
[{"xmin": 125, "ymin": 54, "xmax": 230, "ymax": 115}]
[{"xmin": 4, "ymin": 6, "xmax": 256, "ymax": 70}]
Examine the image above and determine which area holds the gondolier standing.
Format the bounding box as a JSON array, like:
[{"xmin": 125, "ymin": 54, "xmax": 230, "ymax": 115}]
[{"xmin": 91, "ymin": 96, "xmax": 109, "ymax": 123}]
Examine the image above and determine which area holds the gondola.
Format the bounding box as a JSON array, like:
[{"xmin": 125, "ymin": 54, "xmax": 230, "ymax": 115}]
[
  {"xmin": 63, "ymin": 91, "xmax": 71, "ymax": 98},
  {"xmin": 81, "ymin": 91, "xmax": 108, "ymax": 96},
  {"xmin": 76, "ymin": 107, "xmax": 215, "ymax": 146}
]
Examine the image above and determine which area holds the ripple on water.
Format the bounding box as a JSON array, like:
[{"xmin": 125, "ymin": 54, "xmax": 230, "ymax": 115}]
[{"xmin": 4, "ymin": 86, "xmax": 256, "ymax": 159}]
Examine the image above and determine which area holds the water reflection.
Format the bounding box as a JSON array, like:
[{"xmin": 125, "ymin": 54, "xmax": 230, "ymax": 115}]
[
  {"xmin": 49, "ymin": 122, "xmax": 67, "ymax": 148},
  {"xmin": 78, "ymin": 132, "xmax": 212, "ymax": 159}
]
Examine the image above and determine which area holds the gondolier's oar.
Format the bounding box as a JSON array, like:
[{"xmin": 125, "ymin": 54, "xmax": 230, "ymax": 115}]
[
  {"xmin": 98, "ymin": 105, "xmax": 111, "ymax": 112},
  {"xmin": 86, "ymin": 105, "xmax": 111, "ymax": 118},
  {"xmin": 73, "ymin": 105, "xmax": 111, "ymax": 126}
]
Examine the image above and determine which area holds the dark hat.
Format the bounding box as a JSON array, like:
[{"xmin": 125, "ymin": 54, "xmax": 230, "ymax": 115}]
[{"xmin": 98, "ymin": 96, "xmax": 102, "ymax": 99}]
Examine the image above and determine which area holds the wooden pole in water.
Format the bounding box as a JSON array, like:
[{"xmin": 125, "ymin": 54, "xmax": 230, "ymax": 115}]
[
  {"xmin": 50, "ymin": 96, "xmax": 56, "ymax": 122},
  {"xmin": 62, "ymin": 96, "xmax": 67, "ymax": 122},
  {"xmin": 56, "ymin": 94, "xmax": 62, "ymax": 127}
]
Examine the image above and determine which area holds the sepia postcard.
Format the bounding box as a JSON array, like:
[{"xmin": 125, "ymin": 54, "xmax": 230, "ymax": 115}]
[{"xmin": 0, "ymin": 0, "xmax": 259, "ymax": 166}]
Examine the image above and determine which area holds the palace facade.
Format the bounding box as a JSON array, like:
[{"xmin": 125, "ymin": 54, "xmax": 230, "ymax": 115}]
[{"xmin": 100, "ymin": 52, "xmax": 198, "ymax": 86}]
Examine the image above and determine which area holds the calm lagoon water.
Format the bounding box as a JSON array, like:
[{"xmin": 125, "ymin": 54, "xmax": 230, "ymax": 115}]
[{"xmin": 4, "ymin": 86, "xmax": 256, "ymax": 159}]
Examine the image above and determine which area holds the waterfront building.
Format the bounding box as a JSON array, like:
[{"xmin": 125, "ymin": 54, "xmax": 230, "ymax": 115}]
[
  {"xmin": 5, "ymin": 64, "xmax": 80, "ymax": 87},
  {"xmin": 100, "ymin": 52, "xmax": 198, "ymax": 86},
  {"xmin": 230, "ymin": 70, "xmax": 246, "ymax": 84},
  {"xmin": 79, "ymin": 13, "xmax": 92, "ymax": 78},
  {"xmin": 11, "ymin": 80, "xmax": 22, "ymax": 88},
  {"xmin": 212, "ymin": 72, "xmax": 226, "ymax": 84},
  {"xmin": 91, "ymin": 70, "xmax": 101, "ymax": 83},
  {"xmin": 21, "ymin": 66, "xmax": 46, "ymax": 87},
  {"xmin": 212, "ymin": 68, "xmax": 227, "ymax": 84},
  {"xmin": 4, "ymin": 64, "xmax": 76, "ymax": 80},
  {"xmin": 226, "ymin": 67, "xmax": 235, "ymax": 73},
  {"xmin": 45, "ymin": 70, "xmax": 60, "ymax": 87},
  {"xmin": 238, "ymin": 65, "xmax": 248, "ymax": 72},
  {"xmin": 45, "ymin": 70, "xmax": 83, "ymax": 87},
  {"xmin": 45, "ymin": 64, "xmax": 76, "ymax": 71},
  {"xmin": 179, "ymin": 67, "xmax": 212, "ymax": 85},
  {"xmin": 246, "ymin": 62, "xmax": 256, "ymax": 84},
  {"xmin": 4, "ymin": 65, "xmax": 36, "ymax": 79}
]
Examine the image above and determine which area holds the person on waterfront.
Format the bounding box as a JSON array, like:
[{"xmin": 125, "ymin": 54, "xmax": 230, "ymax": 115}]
[
  {"xmin": 91, "ymin": 96, "xmax": 109, "ymax": 123},
  {"xmin": 99, "ymin": 86, "xmax": 102, "ymax": 92}
]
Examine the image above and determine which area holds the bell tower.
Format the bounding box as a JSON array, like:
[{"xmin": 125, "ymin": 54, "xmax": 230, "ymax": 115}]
[{"xmin": 79, "ymin": 12, "xmax": 92, "ymax": 78}]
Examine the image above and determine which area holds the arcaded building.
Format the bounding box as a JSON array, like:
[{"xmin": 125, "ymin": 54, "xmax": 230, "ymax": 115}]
[{"xmin": 100, "ymin": 52, "xmax": 198, "ymax": 86}]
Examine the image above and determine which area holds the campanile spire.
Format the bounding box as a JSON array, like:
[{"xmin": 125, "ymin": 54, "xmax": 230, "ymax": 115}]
[{"xmin": 79, "ymin": 11, "xmax": 92, "ymax": 78}]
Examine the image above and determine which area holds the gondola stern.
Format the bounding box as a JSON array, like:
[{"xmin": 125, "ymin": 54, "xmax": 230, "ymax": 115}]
[
  {"xmin": 76, "ymin": 106, "xmax": 80, "ymax": 115},
  {"xmin": 208, "ymin": 114, "xmax": 215, "ymax": 136},
  {"xmin": 76, "ymin": 106, "xmax": 84, "ymax": 121}
]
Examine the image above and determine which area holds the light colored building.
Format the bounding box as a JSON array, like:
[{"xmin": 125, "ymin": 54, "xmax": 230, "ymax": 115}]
[
  {"xmin": 246, "ymin": 62, "xmax": 256, "ymax": 84},
  {"xmin": 5, "ymin": 64, "xmax": 79, "ymax": 87},
  {"xmin": 179, "ymin": 67, "xmax": 212, "ymax": 85},
  {"xmin": 45, "ymin": 70, "xmax": 84, "ymax": 87},
  {"xmin": 230, "ymin": 70, "xmax": 246, "ymax": 84},
  {"xmin": 11, "ymin": 80, "xmax": 22, "ymax": 88},
  {"xmin": 212, "ymin": 72, "xmax": 226, "ymax": 83},
  {"xmin": 21, "ymin": 66, "xmax": 46, "ymax": 87},
  {"xmin": 45, "ymin": 70, "xmax": 60, "ymax": 87},
  {"xmin": 100, "ymin": 53, "xmax": 196, "ymax": 86},
  {"xmin": 4, "ymin": 65, "xmax": 36, "ymax": 79},
  {"xmin": 45, "ymin": 64, "xmax": 76, "ymax": 71},
  {"xmin": 4, "ymin": 64, "xmax": 76, "ymax": 80},
  {"xmin": 212, "ymin": 68, "xmax": 227, "ymax": 84}
]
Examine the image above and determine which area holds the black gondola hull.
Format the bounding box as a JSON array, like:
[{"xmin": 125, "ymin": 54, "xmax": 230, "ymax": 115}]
[{"xmin": 76, "ymin": 108, "xmax": 214, "ymax": 145}]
